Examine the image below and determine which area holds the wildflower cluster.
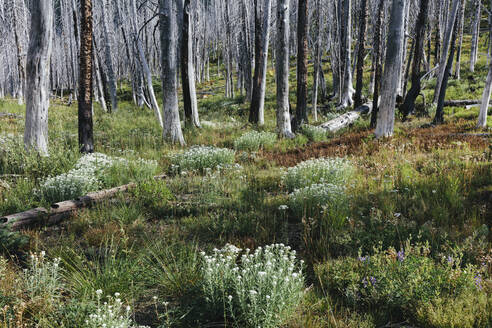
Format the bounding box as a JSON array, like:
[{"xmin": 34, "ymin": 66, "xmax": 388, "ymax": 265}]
[
  {"xmin": 169, "ymin": 145, "xmax": 235, "ymax": 173},
  {"xmin": 85, "ymin": 290, "xmax": 145, "ymax": 328},
  {"xmin": 316, "ymin": 241, "xmax": 489, "ymax": 326},
  {"xmin": 37, "ymin": 153, "xmax": 157, "ymax": 202},
  {"xmin": 283, "ymin": 157, "xmax": 352, "ymax": 191},
  {"xmin": 201, "ymin": 243, "xmax": 304, "ymax": 328},
  {"xmin": 23, "ymin": 251, "xmax": 63, "ymax": 301},
  {"xmin": 234, "ymin": 131, "xmax": 277, "ymax": 151},
  {"xmin": 301, "ymin": 124, "xmax": 328, "ymax": 142}
]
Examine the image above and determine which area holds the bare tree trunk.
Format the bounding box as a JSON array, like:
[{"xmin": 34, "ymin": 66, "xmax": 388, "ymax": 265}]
[
  {"xmin": 79, "ymin": 0, "xmax": 93, "ymax": 153},
  {"xmin": 249, "ymin": 0, "xmax": 272, "ymax": 126},
  {"xmin": 181, "ymin": 0, "xmax": 200, "ymax": 128},
  {"xmin": 433, "ymin": 0, "xmax": 460, "ymax": 104},
  {"xmin": 294, "ymin": 0, "xmax": 309, "ymax": 130},
  {"xmin": 24, "ymin": 0, "xmax": 54, "ymax": 156},
  {"xmin": 375, "ymin": 0, "xmax": 405, "ymax": 138},
  {"xmin": 241, "ymin": 0, "xmax": 253, "ymax": 102},
  {"xmin": 434, "ymin": 13, "xmax": 459, "ymax": 125},
  {"xmin": 354, "ymin": 0, "xmax": 367, "ymax": 108},
  {"xmin": 276, "ymin": 0, "xmax": 294, "ymax": 138},
  {"xmin": 93, "ymin": 40, "xmax": 107, "ymax": 112},
  {"xmin": 130, "ymin": 0, "xmax": 163, "ymax": 127},
  {"xmin": 470, "ymin": 0, "xmax": 481, "ymax": 72},
  {"xmin": 100, "ymin": 0, "xmax": 118, "ymax": 112},
  {"xmin": 312, "ymin": 0, "xmax": 322, "ymax": 122},
  {"xmin": 401, "ymin": 0, "xmax": 430, "ymax": 118},
  {"xmin": 370, "ymin": 0, "xmax": 385, "ymax": 128},
  {"xmin": 12, "ymin": 0, "xmax": 25, "ymax": 105},
  {"xmin": 339, "ymin": 0, "xmax": 354, "ymax": 108},
  {"xmin": 478, "ymin": 1, "xmax": 492, "ymax": 128},
  {"xmin": 160, "ymin": 0, "xmax": 185, "ymax": 145},
  {"xmin": 453, "ymin": 0, "xmax": 466, "ymax": 80}
]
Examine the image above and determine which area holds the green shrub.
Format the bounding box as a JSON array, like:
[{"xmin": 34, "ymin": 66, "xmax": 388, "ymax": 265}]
[
  {"xmin": 283, "ymin": 157, "xmax": 353, "ymax": 191},
  {"xmin": 234, "ymin": 131, "xmax": 277, "ymax": 151},
  {"xmin": 301, "ymin": 125, "xmax": 327, "ymax": 142},
  {"xmin": 201, "ymin": 243, "xmax": 305, "ymax": 328},
  {"xmin": 315, "ymin": 241, "xmax": 489, "ymax": 327},
  {"xmin": 169, "ymin": 146, "xmax": 236, "ymax": 172},
  {"xmin": 0, "ymin": 226, "xmax": 29, "ymax": 255}
]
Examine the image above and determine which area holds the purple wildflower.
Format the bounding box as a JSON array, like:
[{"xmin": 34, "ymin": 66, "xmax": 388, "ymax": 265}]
[
  {"xmin": 447, "ymin": 256, "xmax": 453, "ymax": 265},
  {"xmin": 397, "ymin": 250, "xmax": 405, "ymax": 262},
  {"xmin": 370, "ymin": 276, "xmax": 377, "ymax": 286},
  {"xmin": 474, "ymin": 273, "xmax": 483, "ymax": 290}
]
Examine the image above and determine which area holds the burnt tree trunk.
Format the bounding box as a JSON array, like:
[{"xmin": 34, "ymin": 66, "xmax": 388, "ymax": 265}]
[
  {"xmin": 294, "ymin": 0, "xmax": 309, "ymax": 131},
  {"xmin": 78, "ymin": 0, "xmax": 94, "ymax": 153}
]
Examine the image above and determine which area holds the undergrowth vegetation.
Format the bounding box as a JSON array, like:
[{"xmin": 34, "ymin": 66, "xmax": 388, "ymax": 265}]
[{"xmin": 0, "ymin": 45, "xmax": 491, "ymax": 327}]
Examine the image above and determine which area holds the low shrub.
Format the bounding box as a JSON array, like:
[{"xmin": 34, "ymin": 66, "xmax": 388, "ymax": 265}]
[
  {"xmin": 315, "ymin": 241, "xmax": 490, "ymax": 327},
  {"xmin": 301, "ymin": 125, "xmax": 327, "ymax": 142},
  {"xmin": 283, "ymin": 157, "xmax": 353, "ymax": 191},
  {"xmin": 169, "ymin": 146, "xmax": 235, "ymax": 173},
  {"xmin": 201, "ymin": 243, "xmax": 304, "ymax": 328},
  {"xmin": 234, "ymin": 131, "xmax": 277, "ymax": 151}
]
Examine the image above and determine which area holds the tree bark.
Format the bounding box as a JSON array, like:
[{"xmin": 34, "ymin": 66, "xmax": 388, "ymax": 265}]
[
  {"xmin": 370, "ymin": 0, "xmax": 385, "ymax": 128},
  {"xmin": 354, "ymin": 0, "xmax": 367, "ymax": 108},
  {"xmin": 275, "ymin": 0, "xmax": 294, "ymax": 138},
  {"xmin": 453, "ymin": 0, "xmax": 466, "ymax": 80},
  {"xmin": 160, "ymin": 0, "xmax": 185, "ymax": 145},
  {"xmin": 130, "ymin": 0, "xmax": 163, "ymax": 128},
  {"xmin": 375, "ymin": 0, "xmax": 405, "ymax": 138},
  {"xmin": 478, "ymin": 1, "xmax": 492, "ymax": 128},
  {"xmin": 24, "ymin": 0, "xmax": 54, "ymax": 156},
  {"xmin": 470, "ymin": 0, "xmax": 481, "ymax": 73},
  {"xmin": 434, "ymin": 13, "xmax": 459, "ymax": 125},
  {"xmin": 401, "ymin": 0, "xmax": 430, "ymax": 118},
  {"xmin": 433, "ymin": 0, "xmax": 460, "ymax": 104},
  {"xmin": 339, "ymin": 0, "xmax": 355, "ymax": 108},
  {"xmin": 181, "ymin": 0, "xmax": 200, "ymax": 128},
  {"xmin": 78, "ymin": 0, "xmax": 94, "ymax": 154},
  {"xmin": 100, "ymin": 0, "xmax": 118, "ymax": 112},
  {"xmin": 294, "ymin": 0, "xmax": 309, "ymax": 130},
  {"xmin": 249, "ymin": 0, "xmax": 272, "ymax": 126}
]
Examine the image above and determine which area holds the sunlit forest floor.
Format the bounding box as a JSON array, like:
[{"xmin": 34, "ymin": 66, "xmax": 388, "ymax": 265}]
[{"xmin": 0, "ymin": 38, "xmax": 491, "ymax": 327}]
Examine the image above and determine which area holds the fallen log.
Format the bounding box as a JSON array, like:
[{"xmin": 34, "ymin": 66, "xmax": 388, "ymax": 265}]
[
  {"xmin": 0, "ymin": 174, "xmax": 167, "ymax": 231},
  {"xmin": 0, "ymin": 112, "xmax": 22, "ymax": 119},
  {"xmin": 321, "ymin": 103, "xmax": 372, "ymax": 133},
  {"xmin": 443, "ymin": 100, "xmax": 490, "ymax": 107}
]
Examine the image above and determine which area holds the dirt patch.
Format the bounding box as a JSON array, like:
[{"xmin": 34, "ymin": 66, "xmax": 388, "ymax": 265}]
[{"xmin": 262, "ymin": 124, "xmax": 491, "ymax": 167}]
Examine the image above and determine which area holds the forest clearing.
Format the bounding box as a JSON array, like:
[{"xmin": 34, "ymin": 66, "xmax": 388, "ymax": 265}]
[{"xmin": 0, "ymin": 0, "xmax": 492, "ymax": 327}]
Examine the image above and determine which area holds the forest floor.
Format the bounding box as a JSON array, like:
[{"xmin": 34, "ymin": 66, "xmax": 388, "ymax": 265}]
[{"xmin": 1, "ymin": 52, "xmax": 492, "ymax": 327}]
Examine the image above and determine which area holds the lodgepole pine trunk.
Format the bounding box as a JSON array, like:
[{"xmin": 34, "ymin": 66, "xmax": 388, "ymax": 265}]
[
  {"xmin": 470, "ymin": 0, "xmax": 481, "ymax": 72},
  {"xmin": 478, "ymin": 0, "xmax": 492, "ymax": 128},
  {"xmin": 249, "ymin": 0, "xmax": 272, "ymax": 126},
  {"xmin": 181, "ymin": 0, "xmax": 200, "ymax": 128},
  {"xmin": 370, "ymin": 0, "xmax": 385, "ymax": 128},
  {"xmin": 453, "ymin": 0, "xmax": 466, "ymax": 80},
  {"xmin": 375, "ymin": 0, "xmax": 405, "ymax": 138},
  {"xmin": 294, "ymin": 0, "xmax": 309, "ymax": 130},
  {"xmin": 434, "ymin": 13, "xmax": 459, "ymax": 125},
  {"xmin": 339, "ymin": 0, "xmax": 355, "ymax": 108},
  {"xmin": 78, "ymin": 0, "xmax": 94, "ymax": 153},
  {"xmin": 401, "ymin": 0, "xmax": 430, "ymax": 119},
  {"xmin": 160, "ymin": 0, "xmax": 185, "ymax": 145},
  {"xmin": 100, "ymin": 0, "xmax": 118, "ymax": 112},
  {"xmin": 354, "ymin": 0, "xmax": 367, "ymax": 108},
  {"xmin": 275, "ymin": 0, "xmax": 294, "ymax": 138},
  {"xmin": 433, "ymin": 0, "xmax": 460, "ymax": 104},
  {"xmin": 24, "ymin": 0, "xmax": 54, "ymax": 156}
]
